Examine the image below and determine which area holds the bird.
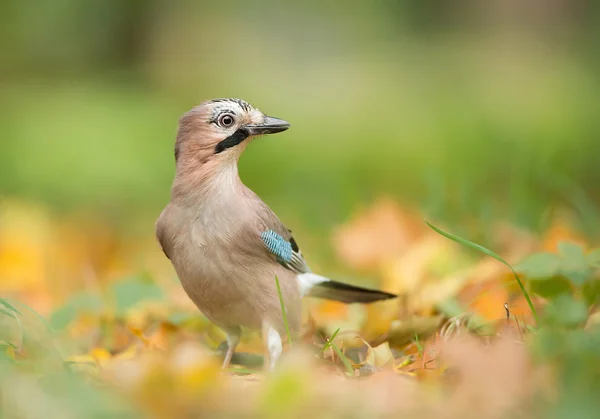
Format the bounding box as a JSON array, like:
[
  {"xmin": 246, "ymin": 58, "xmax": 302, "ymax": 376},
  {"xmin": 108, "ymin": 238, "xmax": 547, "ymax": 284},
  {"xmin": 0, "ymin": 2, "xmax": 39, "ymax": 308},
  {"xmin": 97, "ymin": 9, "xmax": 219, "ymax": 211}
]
[{"xmin": 156, "ymin": 98, "xmax": 396, "ymax": 370}]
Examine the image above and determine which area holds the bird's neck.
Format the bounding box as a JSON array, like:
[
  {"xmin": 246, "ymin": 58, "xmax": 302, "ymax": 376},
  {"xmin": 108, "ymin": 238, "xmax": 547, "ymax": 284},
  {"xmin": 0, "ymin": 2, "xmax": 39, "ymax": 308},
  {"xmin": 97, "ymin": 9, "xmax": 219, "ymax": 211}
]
[{"xmin": 171, "ymin": 159, "xmax": 244, "ymax": 206}]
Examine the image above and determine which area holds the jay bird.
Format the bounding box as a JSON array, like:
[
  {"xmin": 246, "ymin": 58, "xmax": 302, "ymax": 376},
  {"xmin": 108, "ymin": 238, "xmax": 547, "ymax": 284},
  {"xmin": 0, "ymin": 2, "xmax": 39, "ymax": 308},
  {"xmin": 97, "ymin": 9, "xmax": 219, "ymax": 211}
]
[{"xmin": 156, "ymin": 98, "xmax": 396, "ymax": 370}]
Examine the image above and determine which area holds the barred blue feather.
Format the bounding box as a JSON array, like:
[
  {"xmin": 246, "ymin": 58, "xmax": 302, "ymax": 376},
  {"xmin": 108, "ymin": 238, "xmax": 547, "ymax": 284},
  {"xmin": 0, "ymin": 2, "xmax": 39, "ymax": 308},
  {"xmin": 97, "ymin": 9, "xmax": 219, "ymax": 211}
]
[{"xmin": 260, "ymin": 230, "xmax": 293, "ymax": 263}]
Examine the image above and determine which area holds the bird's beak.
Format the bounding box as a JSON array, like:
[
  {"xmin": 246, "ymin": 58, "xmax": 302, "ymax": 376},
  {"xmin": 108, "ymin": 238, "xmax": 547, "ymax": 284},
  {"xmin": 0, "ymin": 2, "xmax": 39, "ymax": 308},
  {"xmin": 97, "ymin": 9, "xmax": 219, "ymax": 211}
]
[{"xmin": 245, "ymin": 116, "xmax": 290, "ymax": 136}]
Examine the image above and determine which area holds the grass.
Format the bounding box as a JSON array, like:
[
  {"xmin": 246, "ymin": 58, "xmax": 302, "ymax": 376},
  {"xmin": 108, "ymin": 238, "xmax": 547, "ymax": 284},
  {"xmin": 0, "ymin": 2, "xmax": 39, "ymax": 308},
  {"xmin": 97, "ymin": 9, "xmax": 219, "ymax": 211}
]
[
  {"xmin": 413, "ymin": 334, "xmax": 424, "ymax": 361},
  {"xmin": 0, "ymin": 298, "xmax": 23, "ymax": 352},
  {"xmin": 275, "ymin": 276, "xmax": 293, "ymax": 347},
  {"xmin": 330, "ymin": 342, "xmax": 355, "ymax": 376},
  {"xmin": 10, "ymin": 298, "xmax": 58, "ymax": 335},
  {"xmin": 426, "ymin": 220, "xmax": 539, "ymax": 325},
  {"xmin": 274, "ymin": 276, "xmax": 353, "ymax": 375},
  {"xmin": 0, "ymin": 298, "xmax": 22, "ymax": 316},
  {"xmin": 320, "ymin": 328, "xmax": 341, "ymax": 353}
]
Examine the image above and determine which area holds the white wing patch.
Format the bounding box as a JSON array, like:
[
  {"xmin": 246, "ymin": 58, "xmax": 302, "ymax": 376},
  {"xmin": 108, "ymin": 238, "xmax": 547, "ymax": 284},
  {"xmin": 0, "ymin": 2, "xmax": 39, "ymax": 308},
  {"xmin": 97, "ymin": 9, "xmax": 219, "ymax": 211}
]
[{"xmin": 296, "ymin": 273, "xmax": 330, "ymax": 296}]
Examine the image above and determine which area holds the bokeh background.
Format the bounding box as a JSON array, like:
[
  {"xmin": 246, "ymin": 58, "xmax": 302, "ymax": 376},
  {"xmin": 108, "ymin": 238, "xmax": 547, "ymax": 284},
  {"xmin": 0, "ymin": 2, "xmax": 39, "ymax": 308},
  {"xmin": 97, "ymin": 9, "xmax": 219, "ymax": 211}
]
[{"xmin": 1, "ymin": 1, "xmax": 600, "ymax": 417}]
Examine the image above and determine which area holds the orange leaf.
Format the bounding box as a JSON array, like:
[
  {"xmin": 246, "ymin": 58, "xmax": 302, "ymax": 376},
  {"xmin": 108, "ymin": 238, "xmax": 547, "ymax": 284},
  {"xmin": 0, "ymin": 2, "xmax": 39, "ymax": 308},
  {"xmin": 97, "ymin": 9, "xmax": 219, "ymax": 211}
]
[
  {"xmin": 129, "ymin": 326, "xmax": 151, "ymax": 347},
  {"xmin": 332, "ymin": 197, "xmax": 422, "ymax": 271},
  {"xmin": 542, "ymin": 208, "xmax": 587, "ymax": 252}
]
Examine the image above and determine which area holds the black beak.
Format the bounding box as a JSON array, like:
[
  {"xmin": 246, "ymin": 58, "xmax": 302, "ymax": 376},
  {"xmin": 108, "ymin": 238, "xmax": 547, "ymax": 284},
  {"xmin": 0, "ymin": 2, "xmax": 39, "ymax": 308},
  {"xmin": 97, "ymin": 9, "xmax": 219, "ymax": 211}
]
[{"xmin": 245, "ymin": 116, "xmax": 290, "ymax": 135}]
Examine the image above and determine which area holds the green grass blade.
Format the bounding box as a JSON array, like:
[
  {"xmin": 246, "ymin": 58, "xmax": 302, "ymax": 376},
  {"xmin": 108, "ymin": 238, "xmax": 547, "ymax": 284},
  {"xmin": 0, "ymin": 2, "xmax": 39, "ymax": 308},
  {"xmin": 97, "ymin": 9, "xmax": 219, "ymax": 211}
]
[
  {"xmin": 413, "ymin": 333, "xmax": 424, "ymax": 359},
  {"xmin": 7, "ymin": 308, "xmax": 23, "ymax": 352},
  {"xmin": 6, "ymin": 299, "xmax": 57, "ymax": 335},
  {"xmin": 274, "ymin": 276, "xmax": 292, "ymax": 347},
  {"xmin": 5, "ymin": 298, "xmax": 65, "ymax": 358},
  {"xmin": 0, "ymin": 298, "xmax": 24, "ymax": 351},
  {"xmin": 330, "ymin": 342, "xmax": 354, "ymax": 375},
  {"xmin": 13, "ymin": 309, "xmax": 24, "ymax": 351},
  {"xmin": 0, "ymin": 306, "xmax": 17, "ymax": 318},
  {"xmin": 0, "ymin": 298, "xmax": 23, "ymax": 316},
  {"xmin": 320, "ymin": 328, "xmax": 340, "ymax": 353},
  {"xmin": 1, "ymin": 339, "xmax": 18, "ymax": 350},
  {"xmin": 425, "ymin": 220, "xmax": 539, "ymax": 325}
]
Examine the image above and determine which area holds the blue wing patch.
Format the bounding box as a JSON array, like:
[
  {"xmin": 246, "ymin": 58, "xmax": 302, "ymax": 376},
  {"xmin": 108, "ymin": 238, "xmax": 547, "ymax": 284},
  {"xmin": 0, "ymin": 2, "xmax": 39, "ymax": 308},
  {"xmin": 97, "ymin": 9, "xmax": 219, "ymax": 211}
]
[{"xmin": 261, "ymin": 230, "xmax": 293, "ymax": 263}]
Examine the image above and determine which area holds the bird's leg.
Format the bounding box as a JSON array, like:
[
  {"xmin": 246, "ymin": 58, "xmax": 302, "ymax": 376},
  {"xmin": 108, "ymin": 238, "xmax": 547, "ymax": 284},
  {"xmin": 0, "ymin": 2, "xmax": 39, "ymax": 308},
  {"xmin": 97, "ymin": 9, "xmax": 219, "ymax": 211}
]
[
  {"xmin": 262, "ymin": 322, "xmax": 283, "ymax": 371},
  {"xmin": 221, "ymin": 326, "xmax": 241, "ymax": 369}
]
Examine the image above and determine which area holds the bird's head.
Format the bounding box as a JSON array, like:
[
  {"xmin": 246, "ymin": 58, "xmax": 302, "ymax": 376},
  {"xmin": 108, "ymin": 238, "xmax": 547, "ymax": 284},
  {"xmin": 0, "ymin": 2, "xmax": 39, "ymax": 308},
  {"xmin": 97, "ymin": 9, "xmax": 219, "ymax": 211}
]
[{"xmin": 174, "ymin": 98, "xmax": 290, "ymax": 165}]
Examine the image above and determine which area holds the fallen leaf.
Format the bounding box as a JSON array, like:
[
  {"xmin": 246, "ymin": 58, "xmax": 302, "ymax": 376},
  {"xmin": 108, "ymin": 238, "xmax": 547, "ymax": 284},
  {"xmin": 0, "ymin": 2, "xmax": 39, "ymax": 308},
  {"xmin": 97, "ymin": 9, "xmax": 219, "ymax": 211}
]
[
  {"xmin": 366, "ymin": 342, "xmax": 394, "ymax": 368},
  {"xmin": 387, "ymin": 316, "xmax": 443, "ymax": 349},
  {"xmin": 541, "ymin": 208, "xmax": 587, "ymax": 252},
  {"xmin": 332, "ymin": 197, "xmax": 423, "ymax": 271}
]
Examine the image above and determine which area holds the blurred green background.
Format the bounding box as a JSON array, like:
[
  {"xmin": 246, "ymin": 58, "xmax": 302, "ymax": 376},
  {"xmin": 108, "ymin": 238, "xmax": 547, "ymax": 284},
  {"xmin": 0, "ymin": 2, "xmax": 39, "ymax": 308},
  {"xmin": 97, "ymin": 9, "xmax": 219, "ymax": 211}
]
[{"xmin": 1, "ymin": 0, "xmax": 599, "ymax": 243}]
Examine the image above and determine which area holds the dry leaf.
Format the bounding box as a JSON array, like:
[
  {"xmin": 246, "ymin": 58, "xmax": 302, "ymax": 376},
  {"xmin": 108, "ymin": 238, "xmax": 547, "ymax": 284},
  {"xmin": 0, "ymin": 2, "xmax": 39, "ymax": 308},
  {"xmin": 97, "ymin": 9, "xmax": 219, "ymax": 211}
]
[
  {"xmin": 366, "ymin": 342, "xmax": 394, "ymax": 368},
  {"xmin": 332, "ymin": 197, "xmax": 422, "ymax": 271},
  {"xmin": 387, "ymin": 316, "xmax": 443, "ymax": 349}
]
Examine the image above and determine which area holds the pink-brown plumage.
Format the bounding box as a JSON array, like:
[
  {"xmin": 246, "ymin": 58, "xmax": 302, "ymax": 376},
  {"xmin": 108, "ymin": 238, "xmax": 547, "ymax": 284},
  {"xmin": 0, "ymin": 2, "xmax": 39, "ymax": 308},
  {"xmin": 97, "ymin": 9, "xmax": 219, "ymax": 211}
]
[{"xmin": 156, "ymin": 98, "xmax": 395, "ymax": 370}]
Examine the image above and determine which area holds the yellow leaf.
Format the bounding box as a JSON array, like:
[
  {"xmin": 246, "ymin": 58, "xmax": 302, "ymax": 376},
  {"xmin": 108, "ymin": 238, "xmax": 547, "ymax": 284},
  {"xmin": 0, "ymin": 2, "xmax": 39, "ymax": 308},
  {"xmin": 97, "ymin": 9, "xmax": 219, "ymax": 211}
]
[
  {"xmin": 113, "ymin": 345, "xmax": 140, "ymax": 362},
  {"xmin": 169, "ymin": 342, "xmax": 220, "ymax": 393},
  {"xmin": 147, "ymin": 322, "xmax": 178, "ymax": 351},
  {"xmin": 90, "ymin": 347, "xmax": 113, "ymax": 368},
  {"xmin": 542, "ymin": 208, "xmax": 587, "ymax": 252},
  {"xmin": 5, "ymin": 345, "xmax": 15, "ymax": 360},
  {"xmin": 66, "ymin": 354, "xmax": 97, "ymax": 365},
  {"xmin": 387, "ymin": 316, "xmax": 443, "ymax": 349},
  {"xmin": 362, "ymin": 299, "xmax": 398, "ymax": 341},
  {"xmin": 0, "ymin": 199, "xmax": 52, "ymax": 310},
  {"xmin": 129, "ymin": 326, "xmax": 151, "ymax": 347},
  {"xmin": 393, "ymin": 355, "xmax": 415, "ymax": 372},
  {"xmin": 332, "ymin": 197, "xmax": 422, "ymax": 271},
  {"xmin": 366, "ymin": 342, "xmax": 394, "ymax": 368}
]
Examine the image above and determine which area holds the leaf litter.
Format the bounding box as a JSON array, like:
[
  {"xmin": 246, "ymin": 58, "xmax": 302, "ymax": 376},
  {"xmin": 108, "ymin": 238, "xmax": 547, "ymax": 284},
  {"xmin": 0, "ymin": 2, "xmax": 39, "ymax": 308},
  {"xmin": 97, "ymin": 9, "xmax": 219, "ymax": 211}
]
[{"xmin": 0, "ymin": 197, "xmax": 599, "ymax": 418}]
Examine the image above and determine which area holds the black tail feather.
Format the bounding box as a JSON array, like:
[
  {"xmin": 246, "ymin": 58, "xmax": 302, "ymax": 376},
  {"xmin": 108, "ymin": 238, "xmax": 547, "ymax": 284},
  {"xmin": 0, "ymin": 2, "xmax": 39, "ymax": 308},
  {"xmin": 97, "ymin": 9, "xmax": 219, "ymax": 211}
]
[{"xmin": 308, "ymin": 280, "xmax": 397, "ymax": 303}]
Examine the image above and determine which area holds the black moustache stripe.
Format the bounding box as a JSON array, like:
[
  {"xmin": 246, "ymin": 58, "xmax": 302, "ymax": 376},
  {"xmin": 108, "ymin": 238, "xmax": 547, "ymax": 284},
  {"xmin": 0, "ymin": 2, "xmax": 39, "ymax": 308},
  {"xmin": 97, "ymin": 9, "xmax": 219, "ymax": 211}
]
[{"xmin": 214, "ymin": 129, "xmax": 249, "ymax": 154}]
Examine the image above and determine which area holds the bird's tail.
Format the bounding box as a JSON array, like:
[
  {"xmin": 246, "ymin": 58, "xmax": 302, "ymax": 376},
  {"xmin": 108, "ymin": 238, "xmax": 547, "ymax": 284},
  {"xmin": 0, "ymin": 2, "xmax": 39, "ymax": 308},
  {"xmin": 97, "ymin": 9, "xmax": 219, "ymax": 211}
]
[{"xmin": 307, "ymin": 278, "xmax": 396, "ymax": 304}]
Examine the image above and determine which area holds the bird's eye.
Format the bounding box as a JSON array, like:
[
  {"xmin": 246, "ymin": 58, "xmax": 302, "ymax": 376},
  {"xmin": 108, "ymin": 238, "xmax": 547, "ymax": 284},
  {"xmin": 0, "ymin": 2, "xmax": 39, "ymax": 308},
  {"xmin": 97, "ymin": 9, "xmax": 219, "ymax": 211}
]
[{"xmin": 218, "ymin": 113, "xmax": 235, "ymax": 128}]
